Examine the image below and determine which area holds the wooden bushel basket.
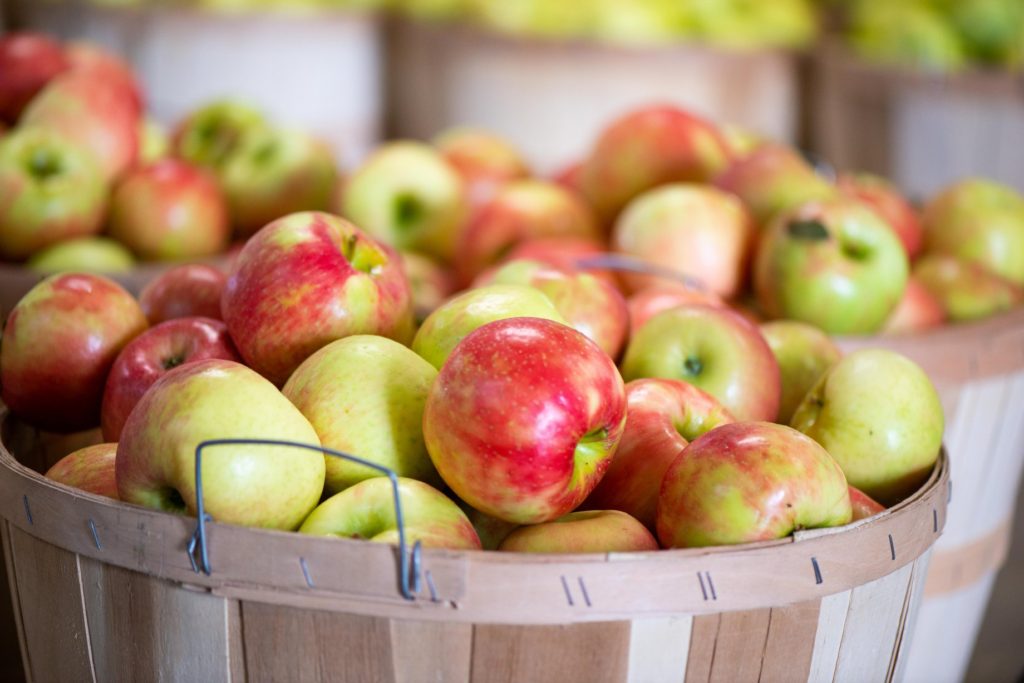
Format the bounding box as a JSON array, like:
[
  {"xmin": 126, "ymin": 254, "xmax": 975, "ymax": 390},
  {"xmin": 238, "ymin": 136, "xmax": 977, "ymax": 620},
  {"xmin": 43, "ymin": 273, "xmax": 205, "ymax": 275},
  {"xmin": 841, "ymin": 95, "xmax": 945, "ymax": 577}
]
[
  {"xmin": 0, "ymin": 411, "xmax": 947, "ymax": 683},
  {"xmin": 838, "ymin": 306, "xmax": 1024, "ymax": 682},
  {"xmin": 387, "ymin": 20, "xmax": 800, "ymax": 172}
]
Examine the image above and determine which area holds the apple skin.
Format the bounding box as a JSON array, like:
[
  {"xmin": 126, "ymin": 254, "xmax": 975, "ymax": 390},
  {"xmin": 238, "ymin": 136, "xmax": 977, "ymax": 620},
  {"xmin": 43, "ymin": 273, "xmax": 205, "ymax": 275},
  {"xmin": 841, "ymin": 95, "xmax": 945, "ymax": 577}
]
[
  {"xmin": 753, "ymin": 198, "xmax": 909, "ymax": 334},
  {"xmin": 881, "ymin": 275, "xmax": 947, "ymax": 334},
  {"xmin": 2, "ymin": 274, "xmax": 147, "ymax": 433},
  {"xmin": 220, "ymin": 128, "xmax": 338, "ymax": 237},
  {"xmin": 463, "ymin": 505, "xmax": 520, "ymax": 550},
  {"xmin": 45, "ymin": 443, "xmax": 119, "ymax": 500},
  {"xmin": 479, "ymin": 259, "xmax": 629, "ymax": 359},
  {"xmin": 139, "ymin": 264, "xmax": 228, "ymax": 324},
  {"xmin": 423, "ymin": 317, "xmax": 627, "ymax": 524},
  {"xmin": 221, "ymin": 211, "xmax": 415, "ymax": 386},
  {"xmin": 432, "ymin": 126, "xmax": 529, "ymax": 207},
  {"xmin": 583, "ymin": 378, "xmax": 735, "ymax": 530},
  {"xmin": 0, "ymin": 32, "xmax": 69, "ymax": 124},
  {"xmin": 913, "ymin": 252, "xmax": 1024, "ymax": 322},
  {"xmin": 849, "ymin": 486, "xmax": 886, "ymax": 521},
  {"xmin": 172, "ymin": 100, "xmax": 268, "ymax": 170},
  {"xmin": 0, "ymin": 127, "xmax": 108, "ymax": 260},
  {"xmin": 838, "ymin": 172, "xmax": 924, "ymax": 259},
  {"xmin": 502, "ymin": 236, "xmax": 618, "ymax": 288},
  {"xmin": 923, "ymin": 178, "xmax": 1024, "ymax": 285},
  {"xmin": 714, "ymin": 144, "xmax": 839, "ymax": 226},
  {"xmin": 283, "ymin": 335, "xmax": 441, "ymax": 494},
  {"xmin": 65, "ymin": 41, "xmax": 144, "ymax": 116},
  {"xmin": 21, "ymin": 70, "xmax": 139, "ymax": 181},
  {"xmin": 612, "ymin": 183, "xmax": 754, "ymax": 297},
  {"xmin": 116, "ymin": 359, "xmax": 325, "ymax": 530},
  {"xmin": 627, "ymin": 285, "xmax": 725, "ymax": 335},
  {"xmin": 28, "ymin": 236, "xmax": 135, "ymax": 274},
  {"xmin": 411, "ymin": 283, "xmax": 567, "ymax": 370},
  {"xmin": 400, "ymin": 250, "xmax": 458, "ymax": 323},
  {"xmin": 108, "ymin": 159, "xmax": 230, "ymax": 261},
  {"xmin": 621, "ymin": 305, "xmax": 781, "ymax": 422},
  {"xmin": 759, "ymin": 320, "xmax": 842, "ymax": 425},
  {"xmin": 579, "ymin": 104, "xmax": 733, "ymax": 222},
  {"xmin": 101, "ymin": 317, "xmax": 241, "ymax": 442},
  {"xmin": 456, "ymin": 179, "xmax": 600, "ymax": 283},
  {"xmin": 137, "ymin": 117, "xmax": 170, "ymax": 166},
  {"xmin": 657, "ymin": 422, "xmax": 852, "ymax": 548},
  {"xmin": 342, "ymin": 141, "xmax": 467, "ymax": 262},
  {"xmin": 498, "ymin": 510, "xmax": 659, "ymax": 553},
  {"xmin": 300, "ymin": 477, "xmax": 481, "ymax": 551},
  {"xmin": 790, "ymin": 349, "xmax": 944, "ymax": 506}
]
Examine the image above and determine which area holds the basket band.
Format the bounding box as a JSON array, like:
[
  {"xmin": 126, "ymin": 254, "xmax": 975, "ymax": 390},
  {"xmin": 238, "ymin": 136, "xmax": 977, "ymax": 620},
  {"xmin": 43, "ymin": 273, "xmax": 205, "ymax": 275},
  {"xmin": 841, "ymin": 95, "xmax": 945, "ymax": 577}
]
[{"xmin": 924, "ymin": 517, "xmax": 1012, "ymax": 596}]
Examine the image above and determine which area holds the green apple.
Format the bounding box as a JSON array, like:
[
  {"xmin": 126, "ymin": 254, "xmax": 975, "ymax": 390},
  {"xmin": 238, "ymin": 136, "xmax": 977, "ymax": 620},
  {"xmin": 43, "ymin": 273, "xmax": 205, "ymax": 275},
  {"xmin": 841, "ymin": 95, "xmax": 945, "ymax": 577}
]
[
  {"xmin": 498, "ymin": 510, "xmax": 659, "ymax": 553},
  {"xmin": 790, "ymin": 349, "xmax": 944, "ymax": 506},
  {"xmin": 912, "ymin": 252, "xmax": 1024, "ymax": 322},
  {"xmin": 172, "ymin": 100, "xmax": 268, "ymax": 170},
  {"xmin": 411, "ymin": 283, "xmax": 567, "ymax": 369},
  {"xmin": 137, "ymin": 116, "xmax": 169, "ymax": 166},
  {"xmin": 299, "ymin": 477, "xmax": 481, "ymax": 550},
  {"xmin": 848, "ymin": 0, "xmax": 967, "ymax": 71},
  {"xmin": 760, "ymin": 320, "xmax": 842, "ymax": 425},
  {"xmin": 462, "ymin": 504, "xmax": 520, "ymax": 551},
  {"xmin": 27, "ymin": 236, "xmax": 135, "ymax": 274}
]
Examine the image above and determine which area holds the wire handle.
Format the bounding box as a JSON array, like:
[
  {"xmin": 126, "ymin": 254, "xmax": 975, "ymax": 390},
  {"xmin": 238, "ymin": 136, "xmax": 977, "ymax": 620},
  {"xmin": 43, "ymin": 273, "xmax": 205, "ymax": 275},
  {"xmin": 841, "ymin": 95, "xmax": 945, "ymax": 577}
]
[
  {"xmin": 186, "ymin": 438, "xmax": 423, "ymax": 601},
  {"xmin": 574, "ymin": 253, "xmax": 708, "ymax": 291}
]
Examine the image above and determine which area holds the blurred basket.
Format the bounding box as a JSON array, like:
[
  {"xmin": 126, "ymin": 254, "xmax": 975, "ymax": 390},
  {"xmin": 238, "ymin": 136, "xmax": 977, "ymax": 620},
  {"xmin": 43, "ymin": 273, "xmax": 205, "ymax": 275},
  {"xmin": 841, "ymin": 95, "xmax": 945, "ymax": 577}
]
[
  {"xmin": 0, "ymin": 409, "xmax": 947, "ymax": 682},
  {"xmin": 387, "ymin": 20, "xmax": 800, "ymax": 172},
  {"xmin": 838, "ymin": 305, "xmax": 1024, "ymax": 682}
]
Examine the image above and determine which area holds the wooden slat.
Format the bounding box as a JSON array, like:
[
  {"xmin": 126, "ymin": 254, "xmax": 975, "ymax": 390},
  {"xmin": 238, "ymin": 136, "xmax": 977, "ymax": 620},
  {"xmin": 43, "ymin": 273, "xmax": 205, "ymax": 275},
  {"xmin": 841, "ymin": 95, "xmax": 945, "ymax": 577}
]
[
  {"xmin": 240, "ymin": 601, "xmax": 395, "ymax": 683},
  {"xmin": 684, "ymin": 613, "xmax": 720, "ymax": 683},
  {"xmin": 707, "ymin": 609, "xmax": 772, "ymax": 683},
  {"xmin": 626, "ymin": 616, "xmax": 692, "ymax": 683},
  {"xmin": 832, "ymin": 563, "xmax": 914, "ymax": 683},
  {"xmin": 389, "ymin": 618, "xmax": 472, "ymax": 683},
  {"xmin": 1, "ymin": 520, "xmax": 28, "ymax": 683},
  {"xmin": 79, "ymin": 557, "xmax": 234, "ymax": 682},
  {"xmin": 8, "ymin": 525, "xmax": 94, "ymax": 682},
  {"xmin": 806, "ymin": 589, "xmax": 851, "ymax": 683},
  {"xmin": 758, "ymin": 600, "xmax": 822, "ymax": 683},
  {"xmin": 890, "ymin": 552, "xmax": 931, "ymax": 682},
  {"xmin": 471, "ymin": 621, "xmax": 630, "ymax": 683},
  {"xmin": 227, "ymin": 600, "xmax": 246, "ymax": 683}
]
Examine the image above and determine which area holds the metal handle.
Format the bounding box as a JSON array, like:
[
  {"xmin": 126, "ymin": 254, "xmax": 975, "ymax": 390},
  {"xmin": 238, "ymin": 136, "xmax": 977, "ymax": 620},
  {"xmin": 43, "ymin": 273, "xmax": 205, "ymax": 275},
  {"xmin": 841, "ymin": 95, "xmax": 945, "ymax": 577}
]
[
  {"xmin": 574, "ymin": 253, "xmax": 708, "ymax": 291},
  {"xmin": 186, "ymin": 438, "xmax": 423, "ymax": 601}
]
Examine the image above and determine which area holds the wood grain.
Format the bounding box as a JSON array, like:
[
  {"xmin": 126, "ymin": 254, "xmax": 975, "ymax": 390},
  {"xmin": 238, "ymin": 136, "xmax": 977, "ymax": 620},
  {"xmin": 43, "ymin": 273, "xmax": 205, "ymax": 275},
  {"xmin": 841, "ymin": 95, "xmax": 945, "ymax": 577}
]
[
  {"xmin": 1, "ymin": 521, "xmax": 27, "ymax": 683},
  {"xmin": 806, "ymin": 589, "xmax": 851, "ymax": 683},
  {"xmin": 758, "ymin": 600, "xmax": 822, "ymax": 683},
  {"xmin": 683, "ymin": 613, "xmax": 719, "ymax": 683},
  {"xmin": 389, "ymin": 618, "xmax": 472, "ymax": 683},
  {"xmin": 707, "ymin": 609, "xmax": 772, "ymax": 683},
  {"xmin": 626, "ymin": 616, "xmax": 692, "ymax": 683}
]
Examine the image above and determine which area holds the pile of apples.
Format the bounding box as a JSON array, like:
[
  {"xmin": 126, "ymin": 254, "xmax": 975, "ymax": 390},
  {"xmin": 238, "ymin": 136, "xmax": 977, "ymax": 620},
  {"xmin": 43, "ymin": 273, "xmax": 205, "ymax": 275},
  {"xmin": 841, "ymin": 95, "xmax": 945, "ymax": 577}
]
[
  {"xmin": 1, "ymin": 100, "xmax": 959, "ymax": 554},
  {"xmin": 0, "ymin": 32, "xmax": 337, "ymax": 274}
]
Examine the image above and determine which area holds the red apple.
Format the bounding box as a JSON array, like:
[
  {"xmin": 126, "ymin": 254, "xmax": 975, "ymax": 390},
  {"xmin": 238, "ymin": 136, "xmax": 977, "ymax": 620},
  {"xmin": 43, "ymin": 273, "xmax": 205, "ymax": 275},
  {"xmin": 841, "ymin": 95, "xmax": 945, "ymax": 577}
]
[
  {"xmin": 423, "ymin": 317, "xmax": 627, "ymax": 524},
  {"xmin": 498, "ymin": 510, "xmax": 659, "ymax": 553},
  {"xmin": 627, "ymin": 285, "xmax": 725, "ymax": 335},
  {"xmin": 221, "ymin": 211, "xmax": 414, "ymax": 385},
  {"xmin": 139, "ymin": 263, "xmax": 228, "ymax": 324},
  {"xmin": 579, "ymin": 104, "xmax": 733, "ymax": 222},
  {"xmin": 101, "ymin": 317, "xmax": 241, "ymax": 441},
  {"xmin": 551, "ymin": 159, "xmax": 584, "ymax": 197},
  {"xmin": 501, "ymin": 236, "xmax": 618, "ymax": 288},
  {"xmin": 108, "ymin": 159, "xmax": 230, "ymax": 261},
  {"xmin": 0, "ymin": 32, "xmax": 69, "ymax": 124},
  {"xmin": 64, "ymin": 41, "xmax": 144, "ymax": 116},
  {"xmin": 45, "ymin": 443, "xmax": 118, "ymax": 499},
  {"xmin": 913, "ymin": 252, "xmax": 1024, "ymax": 322},
  {"xmin": 400, "ymin": 250, "xmax": 459, "ymax": 322},
  {"xmin": 882, "ymin": 275, "xmax": 947, "ymax": 334},
  {"xmin": 849, "ymin": 486, "xmax": 886, "ymax": 521},
  {"xmin": 838, "ymin": 172, "xmax": 924, "ymax": 259},
  {"xmin": 433, "ymin": 126, "xmax": 529, "ymax": 208},
  {"xmin": 583, "ymin": 378, "xmax": 735, "ymax": 530},
  {"xmin": 1, "ymin": 273, "xmax": 148, "ymax": 432}
]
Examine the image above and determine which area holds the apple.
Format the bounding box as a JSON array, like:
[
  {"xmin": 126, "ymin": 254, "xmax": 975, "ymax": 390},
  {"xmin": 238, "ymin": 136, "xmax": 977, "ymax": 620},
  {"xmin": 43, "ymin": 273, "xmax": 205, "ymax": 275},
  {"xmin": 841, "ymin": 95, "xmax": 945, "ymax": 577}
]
[
  {"xmin": 432, "ymin": 126, "xmax": 529, "ymax": 206},
  {"xmin": 463, "ymin": 505, "xmax": 520, "ymax": 550},
  {"xmin": 759, "ymin": 320, "xmax": 842, "ymax": 425},
  {"xmin": 551, "ymin": 159, "xmax": 584, "ymax": 197},
  {"xmin": 502, "ymin": 236, "xmax": 617, "ymax": 288},
  {"xmin": 28, "ymin": 236, "xmax": 135, "ymax": 274},
  {"xmin": 0, "ymin": 32, "xmax": 69, "ymax": 124},
  {"xmin": 0, "ymin": 127, "xmax": 108, "ymax": 260},
  {"xmin": 578, "ymin": 104, "xmax": 733, "ymax": 222},
  {"xmin": 342, "ymin": 141, "xmax": 467, "ymax": 262},
  {"xmin": 498, "ymin": 510, "xmax": 659, "ymax": 553},
  {"xmin": 583, "ymin": 378, "xmax": 735, "ymax": 530},
  {"xmin": 657, "ymin": 422, "xmax": 852, "ymax": 548},
  {"xmin": 457, "ymin": 179, "xmax": 600, "ymax": 282},
  {"xmin": 44, "ymin": 443, "xmax": 118, "ymax": 500},
  {"xmin": 838, "ymin": 172, "xmax": 924, "ymax": 259},
  {"xmin": 627, "ymin": 285, "xmax": 725, "ymax": 335},
  {"xmin": 612, "ymin": 183, "xmax": 754, "ymax": 297},
  {"xmin": 621, "ymin": 305, "xmax": 781, "ymax": 422},
  {"xmin": 221, "ymin": 211, "xmax": 414, "ymax": 385},
  {"xmin": 116, "ymin": 359, "xmax": 325, "ymax": 530},
  {"xmin": 911, "ymin": 252, "xmax": 1024, "ymax": 322},
  {"xmin": 1, "ymin": 273, "xmax": 148, "ymax": 433},
  {"xmin": 424, "ymin": 317, "xmax": 627, "ymax": 524},
  {"xmin": 753, "ymin": 198, "xmax": 909, "ymax": 334},
  {"xmin": 139, "ymin": 263, "xmax": 228, "ymax": 324},
  {"xmin": 101, "ymin": 317, "xmax": 241, "ymax": 441},
  {"xmin": 300, "ymin": 477, "xmax": 481, "ymax": 550},
  {"xmin": 400, "ymin": 250, "xmax": 458, "ymax": 322},
  {"xmin": 21, "ymin": 70, "xmax": 140, "ymax": 181},
  {"xmin": 922, "ymin": 178, "xmax": 1024, "ymax": 285},
  {"xmin": 790, "ymin": 349, "xmax": 944, "ymax": 505},
  {"xmin": 283, "ymin": 335, "xmax": 441, "ymax": 493},
  {"xmin": 881, "ymin": 275, "xmax": 947, "ymax": 334},
  {"xmin": 172, "ymin": 100, "xmax": 268, "ymax": 170},
  {"xmin": 137, "ymin": 117, "xmax": 170, "ymax": 166},
  {"xmin": 219, "ymin": 128, "xmax": 338, "ymax": 237},
  {"xmin": 849, "ymin": 486, "xmax": 886, "ymax": 521},
  {"xmin": 64, "ymin": 41, "xmax": 144, "ymax": 116},
  {"xmin": 411, "ymin": 283, "xmax": 566, "ymax": 369},
  {"xmin": 108, "ymin": 159, "xmax": 230, "ymax": 261},
  {"xmin": 714, "ymin": 144, "xmax": 839, "ymax": 227},
  {"xmin": 721, "ymin": 123, "xmax": 765, "ymax": 157},
  {"xmin": 848, "ymin": 0, "xmax": 967, "ymax": 71}
]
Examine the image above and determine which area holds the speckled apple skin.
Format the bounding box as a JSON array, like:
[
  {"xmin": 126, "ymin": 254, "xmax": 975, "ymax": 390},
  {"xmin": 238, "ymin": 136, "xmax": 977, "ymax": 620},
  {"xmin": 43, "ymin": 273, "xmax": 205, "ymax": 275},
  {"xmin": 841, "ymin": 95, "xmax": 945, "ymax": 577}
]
[
  {"xmin": 45, "ymin": 443, "xmax": 118, "ymax": 500},
  {"xmin": 498, "ymin": 509, "xmax": 659, "ymax": 554},
  {"xmin": 140, "ymin": 264, "xmax": 227, "ymax": 325},
  {"xmin": 424, "ymin": 318, "xmax": 627, "ymax": 525},
  {"xmin": 760, "ymin": 320, "xmax": 842, "ymax": 425}
]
